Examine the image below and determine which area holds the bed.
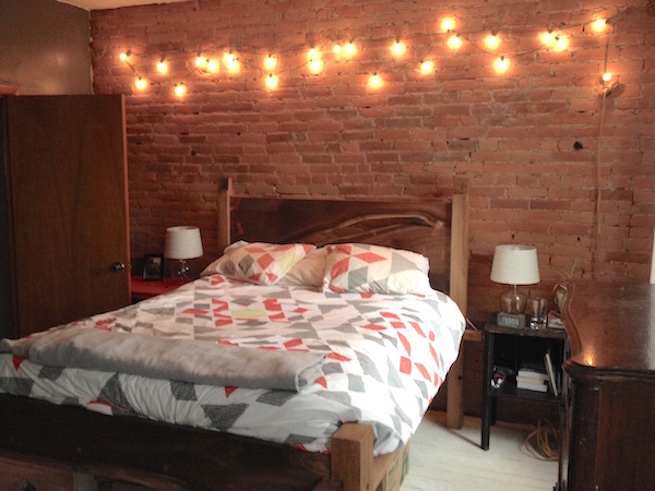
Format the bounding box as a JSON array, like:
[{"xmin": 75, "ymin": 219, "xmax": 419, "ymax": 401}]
[{"xmin": 0, "ymin": 178, "xmax": 470, "ymax": 490}]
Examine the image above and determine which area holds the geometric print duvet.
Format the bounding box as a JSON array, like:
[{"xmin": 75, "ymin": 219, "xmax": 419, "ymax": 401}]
[{"xmin": 0, "ymin": 274, "xmax": 465, "ymax": 455}]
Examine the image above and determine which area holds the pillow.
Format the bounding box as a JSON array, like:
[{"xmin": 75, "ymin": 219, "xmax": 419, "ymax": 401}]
[
  {"xmin": 321, "ymin": 243, "xmax": 433, "ymax": 295},
  {"xmin": 277, "ymin": 247, "xmax": 328, "ymax": 288},
  {"xmin": 201, "ymin": 241, "xmax": 316, "ymax": 285}
]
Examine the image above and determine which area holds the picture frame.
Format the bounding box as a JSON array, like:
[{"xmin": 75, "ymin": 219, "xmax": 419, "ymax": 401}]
[{"xmin": 142, "ymin": 254, "xmax": 164, "ymax": 281}]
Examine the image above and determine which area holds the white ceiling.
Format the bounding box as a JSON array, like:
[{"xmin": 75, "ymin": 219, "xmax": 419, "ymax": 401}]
[{"xmin": 58, "ymin": 0, "xmax": 187, "ymax": 11}]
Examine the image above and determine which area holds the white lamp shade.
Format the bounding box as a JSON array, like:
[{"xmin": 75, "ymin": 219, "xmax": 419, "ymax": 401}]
[
  {"xmin": 490, "ymin": 244, "xmax": 540, "ymax": 285},
  {"xmin": 164, "ymin": 226, "xmax": 203, "ymax": 260}
]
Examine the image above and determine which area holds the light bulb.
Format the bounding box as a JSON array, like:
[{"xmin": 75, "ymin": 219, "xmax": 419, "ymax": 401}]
[
  {"xmin": 156, "ymin": 60, "xmax": 168, "ymax": 74},
  {"xmin": 448, "ymin": 34, "xmax": 462, "ymax": 50},
  {"xmin": 441, "ymin": 17, "xmax": 455, "ymax": 32},
  {"xmin": 420, "ymin": 60, "xmax": 434, "ymax": 73},
  {"xmin": 345, "ymin": 42, "xmax": 356, "ymax": 55},
  {"xmin": 195, "ymin": 56, "xmax": 206, "ymax": 67},
  {"xmin": 333, "ymin": 44, "xmax": 342, "ymax": 54},
  {"xmin": 207, "ymin": 59, "xmax": 219, "ymax": 73},
  {"xmin": 308, "ymin": 48, "xmax": 318, "ymax": 60},
  {"xmin": 494, "ymin": 56, "xmax": 509, "ymax": 73},
  {"xmin": 555, "ymin": 35, "xmax": 568, "ymax": 51},
  {"xmin": 602, "ymin": 72, "xmax": 612, "ymax": 82},
  {"xmin": 309, "ymin": 59, "xmax": 322, "ymax": 73},
  {"xmin": 592, "ymin": 19, "xmax": 607, "ymax": 32},
  {"xmin": 119, "ymin": 51, "xmax": 129, "ymax": 61},
  {"xmin": 369, "ymin": 73, "xmax": 382, "ymax": 88},
  {"xmin": 264, "ymin": 55, "xmax": 277, "ymax": 70},
  {"xmin": 266, "ymin": 74, "xmax": 278, "ymax": 89},
  {"xmin": 392, "ymin": 40, "xmax": 405, "ymax": 56},
  {"xmin": 485, "ymin": 34, "xmax": 500, "ymax": 50},
  {"xmin": 541, "ymin": 31, "xmax": 554, "ymax": 44},
  {"xmin": 135, "ymin": 77, "xmax": 147, "ymax": 90},
  {"xmin": 174, "ymin": 83, "xmax": 186, "ymax": 97}
]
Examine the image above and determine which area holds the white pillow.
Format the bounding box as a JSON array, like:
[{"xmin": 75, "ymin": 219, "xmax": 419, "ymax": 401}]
[
  {"xmin": 277, "ymin": 247, "xmax": 327, "ymax": 288},
  {"xmin": 321, "ymin": 243, "xmax": 433, "ymax": 295},
  {"xmin": 201, "ymin": 241, "xmax": 315, "ymax": 285}
]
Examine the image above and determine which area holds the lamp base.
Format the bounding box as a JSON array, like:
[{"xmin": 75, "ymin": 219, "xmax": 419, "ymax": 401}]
[
  {"xmin": 500, "ymin": 285, "xmax": 527, "ymax": 314},
  {"xmin": 173, "ymin": 260, "xmax": 191, "ymax": 280}
]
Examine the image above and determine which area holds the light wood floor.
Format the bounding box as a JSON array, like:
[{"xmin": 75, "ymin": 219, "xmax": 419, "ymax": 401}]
[{"xmin": 402, "ymin": 411, "xmax": 559, "ymax": 491}]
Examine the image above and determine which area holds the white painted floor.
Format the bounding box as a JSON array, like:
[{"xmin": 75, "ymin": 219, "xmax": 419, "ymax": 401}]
[{"xmin": 402, "ymin": 411, "xmax": 559, "ymax": 491}]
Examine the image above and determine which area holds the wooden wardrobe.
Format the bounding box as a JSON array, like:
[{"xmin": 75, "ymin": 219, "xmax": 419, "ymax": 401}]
[{"xmin": 0, "ymin": 95, "xmax": 130, "ymax": 339}]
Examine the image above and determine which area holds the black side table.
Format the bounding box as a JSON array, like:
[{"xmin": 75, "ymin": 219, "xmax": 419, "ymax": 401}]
[{"xmin": 481, "ymin": 315, "xmax": 567, "ymax": 450}]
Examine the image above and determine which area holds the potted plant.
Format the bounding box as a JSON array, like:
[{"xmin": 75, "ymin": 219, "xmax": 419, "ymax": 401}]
[{"xmin": 553, "ymin": 261, "xmax": 576, "ymax": 312}]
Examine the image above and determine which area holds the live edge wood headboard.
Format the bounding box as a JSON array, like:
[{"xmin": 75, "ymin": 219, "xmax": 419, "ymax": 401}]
[{"xmin": 216, "ymin": 177, "xmax": 470, "ymax": 429}]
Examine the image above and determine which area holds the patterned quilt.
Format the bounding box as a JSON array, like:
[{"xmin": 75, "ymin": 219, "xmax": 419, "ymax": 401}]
[{"xmin": 0, "ymin": 274, "xmax": 465, "ymax": 455}]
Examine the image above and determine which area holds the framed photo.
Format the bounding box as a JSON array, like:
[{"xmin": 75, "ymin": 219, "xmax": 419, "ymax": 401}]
[{"xmin": 142, "ymin": 254, "xmax": 164, "ymax": 281}]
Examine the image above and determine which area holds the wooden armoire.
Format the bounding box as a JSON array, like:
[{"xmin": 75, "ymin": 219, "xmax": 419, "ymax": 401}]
[{"xmin": 0, "ymin": 95, "xmax": 130, "ymax": 339}]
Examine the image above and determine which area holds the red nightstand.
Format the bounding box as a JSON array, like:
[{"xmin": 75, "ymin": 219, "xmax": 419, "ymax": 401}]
[{"xmin": 131, "ymin": 276, "xmax": 190, "ymax": 302}]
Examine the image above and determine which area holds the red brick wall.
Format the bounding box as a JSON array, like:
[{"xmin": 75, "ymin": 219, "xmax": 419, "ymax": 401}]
[{"xmin": 91, "ymin": 0, "xmax": 655, "ymax": 321}]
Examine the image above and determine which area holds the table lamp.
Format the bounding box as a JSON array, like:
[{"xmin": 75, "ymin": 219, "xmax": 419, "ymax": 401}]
[
  {"xmin": 490, "ymin": 244, "xmax": 540, "ymax": 328},
  {"xmin": 164, "ymin": 226, "xmax": 203, "ymax": 279}
]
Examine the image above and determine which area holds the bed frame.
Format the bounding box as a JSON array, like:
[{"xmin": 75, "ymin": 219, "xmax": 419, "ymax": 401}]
[{"xmin": 0, "ymin": 178, "xmax": 469, "ymax": 490}]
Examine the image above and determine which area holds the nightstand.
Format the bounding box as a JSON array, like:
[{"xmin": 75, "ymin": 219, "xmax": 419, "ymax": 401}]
[
  {"xmin": 130, "ymin": 276, "xmax": 190, "ymax": 302},
  {"xmin": 481, "ymin": 315, "xmax": 567, "ymax": 450}
]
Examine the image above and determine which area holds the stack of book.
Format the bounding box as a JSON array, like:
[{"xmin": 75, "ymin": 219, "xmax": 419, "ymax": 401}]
[
  {"xmin": 516, "ymin": 366, "xmax": 549, "ymax": 392},
  {"xmin": 516, "ymin": 352, "xmax": 559, "ymax": 395}
]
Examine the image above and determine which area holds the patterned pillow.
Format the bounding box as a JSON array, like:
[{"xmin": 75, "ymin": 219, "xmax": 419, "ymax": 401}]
[
  {"xmin": 277, "ymin": 247, "xmax": 328, "ymax": 289},
  {"xmin": 322, "ymin": 243, "xmax": 433, "ymax": 295},
  {"xmin": 201, "ymin": 241, "xmax": 316, "ymax": 285}
]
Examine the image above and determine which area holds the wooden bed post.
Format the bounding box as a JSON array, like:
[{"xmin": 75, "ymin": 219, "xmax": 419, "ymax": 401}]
[
  {"xmin": 217, "ymin": 177, "xmax": 233, "ymax": 254},
  {"xmin": 446, "ymin": 178, "xmax": 470, "ymax": 429}
]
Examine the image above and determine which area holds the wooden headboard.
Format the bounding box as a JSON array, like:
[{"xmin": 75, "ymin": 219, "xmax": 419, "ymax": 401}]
[{"xmin": 217, "ymin": 177, "xmax": 470, "ymax": 428}]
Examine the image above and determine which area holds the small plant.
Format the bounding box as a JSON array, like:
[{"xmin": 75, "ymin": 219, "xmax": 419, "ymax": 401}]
[{"xmin": 552, "ymin": 261, "xmax": 576, "ymax": 312}]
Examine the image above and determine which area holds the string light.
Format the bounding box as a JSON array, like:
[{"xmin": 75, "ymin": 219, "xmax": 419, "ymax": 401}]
[
  {"xmin": 592, "ymin": 18, "xmax": 607, "ymax": 32},
  {"xmin": 485, "ymin": 33, "xmax": 500, "ymax": 50},
  {"xmin": 392, "ymin": 40, "xmax": 406, "ymax": 56},
  {"xmin": 266, "ymin": 73, "xmax": 278, "ymax": 89},
  {"xmin": 174, "ymin": 83, "xmax": 186, "ymax": 97},
  {"xmin": 135, "ymin": 77, "xmax": 147, "ymax": 90},
  {"xmin": 117, "ymin": 16, "xmax": 615, "ymax": 96},
  {"xmin": 420, "ymin": 60, "xmax": 434, "ymax": 74},
  {"xmin": 264, "ymin": 55, "xmax": 277, "ymax": 70},
  {"xmin": 448, "ymin": 34, "xmax": 463, "ymax": 50},
  {"xmin": 441, "ymin": 17, "xmax": 455, "ymax": 32},
  {"xmin": 494, "ymin": 56, "xmax": 509, "ymax": 73},
  {"xmin": 368, "ymin": 73, "xmax": 382, "ymax": 88}
]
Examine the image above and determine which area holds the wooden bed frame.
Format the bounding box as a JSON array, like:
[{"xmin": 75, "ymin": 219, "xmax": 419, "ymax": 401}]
[{"xmin": 0, "ymin": 178, "xmax": 469, "ymax": 490}]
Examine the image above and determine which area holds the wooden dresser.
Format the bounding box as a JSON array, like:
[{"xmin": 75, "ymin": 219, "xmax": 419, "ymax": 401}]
[{"xmin": 560, "ymin": 281, "xmax": 655, "ymax": 491}]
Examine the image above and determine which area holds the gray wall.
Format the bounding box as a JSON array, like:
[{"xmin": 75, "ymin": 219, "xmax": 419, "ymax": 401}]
[{"xmin": 0, "ymin": 0, "xmax": 92, "ymax": 95}]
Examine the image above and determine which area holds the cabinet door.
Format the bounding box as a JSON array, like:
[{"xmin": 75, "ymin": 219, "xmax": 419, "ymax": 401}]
[{"xmin": 5, "ymin": 95, "xmax": 130, "ymax": 336}]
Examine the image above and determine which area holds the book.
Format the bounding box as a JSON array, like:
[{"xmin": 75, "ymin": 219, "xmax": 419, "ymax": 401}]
[
  {"xmin": 516, "ymin": 378, "xmax": 548, "ymax": 392},
  {"xmin": 544, "ymin": 350, "xmax": 559, "ymax": 396}
]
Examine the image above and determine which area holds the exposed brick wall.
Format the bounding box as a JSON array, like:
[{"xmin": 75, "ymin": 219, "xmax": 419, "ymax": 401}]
[{"xmin": 91, "ymin": 0, "xmax": 655, "ymax": 321}]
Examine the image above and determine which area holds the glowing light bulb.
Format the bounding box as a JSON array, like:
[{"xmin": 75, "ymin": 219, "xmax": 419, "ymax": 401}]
[
  {"xmin": 135, "ymin": 77, "xmax": 147, "ymax": 90},
  {"xmin": 485, "ymin": 34, "xmax": 499, "ymax": 50},
  {"xmin": 207, "ymin": 59, "xmax": 219, "ymax": 73},
  {"xmin": 224, "ymin": 53, "xmax": 239, "ymax": 72},
  {"xmin": 309, "ymin": 59, "xmax": 322, "ymax": 73},
  {"xmin": 195, "ymin": 56, "xmax": 206, "ymax": 68},
  {"xmin": 592, "ymin": 19, "xmax": 607, "ymax": 32},
  {"xmin": 369, "ymin": 73, "xmax": 382, "ymax": 88},
  {"xmin": 174, "ymin": 83, "xmax": 186, "ymax": 97},
  {"xmin": 266, "ymin": 74, "xmax": 278, "ymax": 89},
  {"xmin": 420, "ymin": 60, "xmax": 434, "ymax": 74},
  {"xmin": 448, "ymin": 34, "xmax": 462, "ymax": 50},
  {"xmin": 541, "ymin": 31, "xmax": 554, "ymax": 44},
  {"xmin": 345, "ymin": 42, "xmax": 356, "ymax": 55},
  {"xmin": 264, "ymin": 55, "xmax": 277, "ymax": 70},
  {"xmin": 555, "ymin": 35, "xmax": 568, "ymax": 51},
  {"xmin": 333, "ymin": 44, "xmax": 342, "ymax": 54},
  {"xmin": 156, "ymin": 60, "xmax": 168, "ymax": 74},
  {"xmin": 392, "ymin": 40, "xmax": 405, "ymax": 56},
  {"xmin": 602, "ymin": 72, "xmax": 612, "ymax": 82},
  {"xmin": 119, "ymin": 51, "xmax": 129, "ymax": 61},
  {"xmin": 494, "ymin": 56, "xmax": 509, "ymax": 73},
  {"xmin": 441, "ymin": 17, "xmax": 455, "ymax": 32},
  {"xmin": 308, "ymin": 48, "xmax": 318, "ymax": 60}
]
